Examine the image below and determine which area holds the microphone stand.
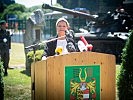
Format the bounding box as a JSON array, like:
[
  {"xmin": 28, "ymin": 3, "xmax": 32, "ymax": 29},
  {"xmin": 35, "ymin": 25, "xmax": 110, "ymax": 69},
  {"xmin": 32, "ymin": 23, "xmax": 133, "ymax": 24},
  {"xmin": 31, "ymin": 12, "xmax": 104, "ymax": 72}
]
[
  {"xmin": 25, "ymin": 43, "xmax": 39, "ymax": 100},
  {"xmin": 25, "ymin": 43, "xmax": 39, "ymax": 62}
]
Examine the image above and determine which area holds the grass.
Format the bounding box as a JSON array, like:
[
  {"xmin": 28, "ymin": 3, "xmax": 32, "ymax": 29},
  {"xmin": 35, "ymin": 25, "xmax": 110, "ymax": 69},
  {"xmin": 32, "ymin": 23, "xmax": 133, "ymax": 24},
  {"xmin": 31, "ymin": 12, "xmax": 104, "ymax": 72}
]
[
  {"xmin": 3, "ymin": 69, "xmax": 31, "ymax": 100},
  {"xmin": 3, "ymin": 43, "xmax": 31, "ymax": 100},
  {"xmin": 9, "ymin": 43, "xmax": 25, "ymax": 66}
]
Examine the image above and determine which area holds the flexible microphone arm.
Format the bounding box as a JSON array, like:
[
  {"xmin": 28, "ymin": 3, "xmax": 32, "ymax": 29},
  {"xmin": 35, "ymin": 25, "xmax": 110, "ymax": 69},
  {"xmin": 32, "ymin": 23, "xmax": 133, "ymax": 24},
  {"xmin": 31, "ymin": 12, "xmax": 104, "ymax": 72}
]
[
  {"xmin": 25, "ymin": 35, "xmax": 66, "ymax": 62},
  {"xmin": 25, "ymin": 30, "xmax": 73, "ymax": 49},
  {"xmin": 25, "ymin": 35, "xmax": 66, "ymax": 49}
]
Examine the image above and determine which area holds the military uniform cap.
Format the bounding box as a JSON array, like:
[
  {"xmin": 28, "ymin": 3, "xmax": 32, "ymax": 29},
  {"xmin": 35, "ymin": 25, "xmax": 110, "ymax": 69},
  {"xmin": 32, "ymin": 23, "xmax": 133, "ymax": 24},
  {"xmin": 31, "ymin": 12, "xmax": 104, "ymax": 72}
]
[{"xmin": 0, "ymin": 20, "xmax": 6, "ymax": 25}]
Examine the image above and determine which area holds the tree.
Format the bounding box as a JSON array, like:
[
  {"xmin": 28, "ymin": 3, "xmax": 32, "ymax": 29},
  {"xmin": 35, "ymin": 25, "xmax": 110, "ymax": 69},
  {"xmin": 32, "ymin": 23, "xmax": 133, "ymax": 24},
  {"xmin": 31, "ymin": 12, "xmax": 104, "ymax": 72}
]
[
  {"xmin": 0, "ymin": 1, "xmax": 6, "ymax": 13},
  {"xmin": 57, "ymin": 0, "xmax": 124, "ymax": 13},
  {"xmin": 0, "ymin": 0, "xmax": 15, "ymax": 18},
  {"xmin": 1, "ymin": 0, "xmax": 15, "ymax": 5},
  {"xmin": 117, "ymin": 30, "xmax": 133, "ymax": 99},
  {"xmin": 1, "ymin": 3, "xmax": 26, "ymax": 20}
]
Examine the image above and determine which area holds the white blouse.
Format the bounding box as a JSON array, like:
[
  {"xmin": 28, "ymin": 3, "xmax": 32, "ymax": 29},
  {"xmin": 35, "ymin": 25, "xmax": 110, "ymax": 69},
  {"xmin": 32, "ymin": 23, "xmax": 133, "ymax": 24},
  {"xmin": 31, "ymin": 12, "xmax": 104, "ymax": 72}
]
[{"xmin": 56, "ymin": 39, "xmax": 68, "ymax": 54}]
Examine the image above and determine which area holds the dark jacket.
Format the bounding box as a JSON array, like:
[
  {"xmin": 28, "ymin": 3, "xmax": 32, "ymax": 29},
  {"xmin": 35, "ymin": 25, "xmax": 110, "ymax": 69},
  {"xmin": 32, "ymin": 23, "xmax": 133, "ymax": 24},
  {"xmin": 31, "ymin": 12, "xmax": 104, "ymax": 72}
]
[
  {"xmin": 0, "ymin": 29, "xmax": 11, "ymax": 50},
  {"xmin": 44, "ymin": 37, "xmax": 57, "ymax": 57}
]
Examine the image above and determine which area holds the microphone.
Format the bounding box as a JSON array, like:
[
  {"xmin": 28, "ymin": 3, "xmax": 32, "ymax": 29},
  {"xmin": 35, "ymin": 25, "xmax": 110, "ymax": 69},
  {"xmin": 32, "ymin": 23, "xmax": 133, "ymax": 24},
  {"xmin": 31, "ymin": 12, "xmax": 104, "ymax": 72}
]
[
  {"xmin": 78, "ymin": 40, "xmax": 87, "ymax": 52},
  {"xmin": 80, "ymin": 36, "xmax": 93, "ymax": 51},
  {"xmin": 55, "ymin": 46, "xmax": 63, "ymax": 55},
  {"xmin": 80, "ymin": 36, "xmax": 88, "ymax": 46}
]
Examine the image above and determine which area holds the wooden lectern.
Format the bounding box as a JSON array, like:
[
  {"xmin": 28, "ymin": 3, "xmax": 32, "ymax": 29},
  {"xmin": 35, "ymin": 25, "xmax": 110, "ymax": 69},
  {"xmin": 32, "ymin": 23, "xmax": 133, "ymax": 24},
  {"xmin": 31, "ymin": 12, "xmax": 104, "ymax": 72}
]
[{"xmin": 31, "ymin": 52, "xmax": 116, "ymax": 100}]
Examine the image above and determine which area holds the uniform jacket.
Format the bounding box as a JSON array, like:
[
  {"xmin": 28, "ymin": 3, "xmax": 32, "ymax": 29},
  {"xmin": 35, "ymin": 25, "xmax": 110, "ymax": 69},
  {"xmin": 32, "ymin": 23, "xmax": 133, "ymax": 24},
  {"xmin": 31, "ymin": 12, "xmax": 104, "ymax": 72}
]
[{"xmin": 0, "ymin": 29, "xmax": 11, "ymax": 50}]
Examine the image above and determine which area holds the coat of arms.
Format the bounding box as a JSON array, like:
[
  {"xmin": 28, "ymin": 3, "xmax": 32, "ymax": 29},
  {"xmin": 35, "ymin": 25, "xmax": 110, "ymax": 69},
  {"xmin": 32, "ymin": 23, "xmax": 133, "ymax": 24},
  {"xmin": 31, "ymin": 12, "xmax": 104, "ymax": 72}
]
[{"xmin": 65, "ymin": 65, "xmax": 100, "ymax": 100}]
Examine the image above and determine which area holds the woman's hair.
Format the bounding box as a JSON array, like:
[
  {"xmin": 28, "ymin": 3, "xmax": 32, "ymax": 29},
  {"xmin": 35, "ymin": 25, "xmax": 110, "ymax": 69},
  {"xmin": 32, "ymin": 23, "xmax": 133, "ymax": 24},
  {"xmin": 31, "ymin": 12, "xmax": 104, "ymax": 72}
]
[{"xmin": 56, "ymin": 17, "xmax": 70, "ymax": 27}]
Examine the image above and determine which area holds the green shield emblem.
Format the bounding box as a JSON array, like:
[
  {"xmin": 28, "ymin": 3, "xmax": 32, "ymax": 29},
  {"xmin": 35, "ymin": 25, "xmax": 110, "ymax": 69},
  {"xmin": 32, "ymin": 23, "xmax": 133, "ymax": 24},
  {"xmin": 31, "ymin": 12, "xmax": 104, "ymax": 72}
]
[{"xmin": 65, "ymin": 65, "xmax": 100, "ymax": 100}]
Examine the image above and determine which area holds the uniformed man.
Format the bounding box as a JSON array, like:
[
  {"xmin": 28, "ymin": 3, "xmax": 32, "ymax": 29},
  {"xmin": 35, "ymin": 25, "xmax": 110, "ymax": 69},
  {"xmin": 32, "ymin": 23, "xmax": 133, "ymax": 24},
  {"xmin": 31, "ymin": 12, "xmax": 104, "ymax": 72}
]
[{"xmin": 0, "ymin": 20, "xmax": 11, "ymax": 76}]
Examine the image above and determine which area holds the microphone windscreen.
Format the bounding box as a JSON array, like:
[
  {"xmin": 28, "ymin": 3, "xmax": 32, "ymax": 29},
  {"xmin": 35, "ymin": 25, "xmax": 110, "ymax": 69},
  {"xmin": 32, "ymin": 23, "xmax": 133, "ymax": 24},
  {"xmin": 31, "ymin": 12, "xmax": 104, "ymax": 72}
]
[
  {"xmin": 55, "ymin": 46, "xmax": 63, "ymax": 55},
  {"xmin": 78, "ymin": 40, "xmax": 87, "ymax": 52},
  {"xmin": 80, "ymin": 36, "xmax": 88, "ymax": 46}
]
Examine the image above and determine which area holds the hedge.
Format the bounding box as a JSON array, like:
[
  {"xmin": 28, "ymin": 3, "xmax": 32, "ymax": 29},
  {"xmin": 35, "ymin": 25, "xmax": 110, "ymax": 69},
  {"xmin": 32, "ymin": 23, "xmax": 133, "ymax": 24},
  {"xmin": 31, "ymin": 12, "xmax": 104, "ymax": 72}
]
[
  {"xmin": 0, "ymin": 59, "xmax": 4, "ymax": 100},
  {"xmin": 117, "ymin": 30, "xmax": 133, "ymax": 99}
]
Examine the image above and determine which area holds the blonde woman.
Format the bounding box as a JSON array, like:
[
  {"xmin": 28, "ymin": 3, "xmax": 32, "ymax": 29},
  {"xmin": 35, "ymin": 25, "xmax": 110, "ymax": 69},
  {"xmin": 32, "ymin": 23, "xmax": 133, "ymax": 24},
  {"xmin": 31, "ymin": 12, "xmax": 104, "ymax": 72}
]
[{"xmin": 42, "ymin": 17, "xmax": 76, "ymax": 59}]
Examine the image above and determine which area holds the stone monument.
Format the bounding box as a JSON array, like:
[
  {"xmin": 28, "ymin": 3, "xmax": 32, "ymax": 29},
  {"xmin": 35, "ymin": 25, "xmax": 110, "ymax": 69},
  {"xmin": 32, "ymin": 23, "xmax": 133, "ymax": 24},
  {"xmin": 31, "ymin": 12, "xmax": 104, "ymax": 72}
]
[{"xmin": 23, "ymin": 9, "xmax": 45, "ymax": 71}]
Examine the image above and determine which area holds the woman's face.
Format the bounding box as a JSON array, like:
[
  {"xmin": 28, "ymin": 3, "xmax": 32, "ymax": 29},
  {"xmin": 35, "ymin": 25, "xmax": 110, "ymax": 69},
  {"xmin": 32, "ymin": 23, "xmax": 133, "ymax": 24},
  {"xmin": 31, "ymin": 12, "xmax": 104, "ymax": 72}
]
[{"xmin": 56, "ymin": 21, "xmax": 68, "ymax": 37}]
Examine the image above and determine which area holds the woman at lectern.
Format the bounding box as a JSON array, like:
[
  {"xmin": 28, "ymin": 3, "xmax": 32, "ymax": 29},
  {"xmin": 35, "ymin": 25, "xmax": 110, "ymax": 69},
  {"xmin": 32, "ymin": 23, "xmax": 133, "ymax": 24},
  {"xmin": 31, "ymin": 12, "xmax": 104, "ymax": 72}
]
[{"xmin": 42, "ymin": 17, "xmax": 77, "ymax": 60}]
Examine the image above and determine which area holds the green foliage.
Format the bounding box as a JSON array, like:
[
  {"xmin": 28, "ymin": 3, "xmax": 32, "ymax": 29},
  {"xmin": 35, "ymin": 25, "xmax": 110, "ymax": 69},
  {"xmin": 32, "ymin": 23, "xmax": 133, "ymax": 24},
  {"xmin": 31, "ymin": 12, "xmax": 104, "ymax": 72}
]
[
  {"xmin": 0, "ymin": 1, "xmax": 6, "ymax": 13},
  {"xmin": 27, "ymin": 49, "xmax": 44, "ymax": 66},
  {"xmin": 1, "ymin": 3, "xmax": 27, "ymax": 19},
  {"xmin": 7, "ymin": 3, "xmax": 25, "ymax": 12},
  {"xmin": 0, "ymin": 59, "xmax": 4, "ymax": 100},
  {"xmin": 0, "ymin": 0, "xmax": 15, "ymax": 14},
  {"xmin": 117, "ymin": 30, "xmax": 133, "ymax": 99},
  {"xmin": 27, "ymin": 5, "xmax": 42, "ymax": 12},
  {"xmin": 0, "ymin": 2, "xmax": 61, "ymax": 20}
]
